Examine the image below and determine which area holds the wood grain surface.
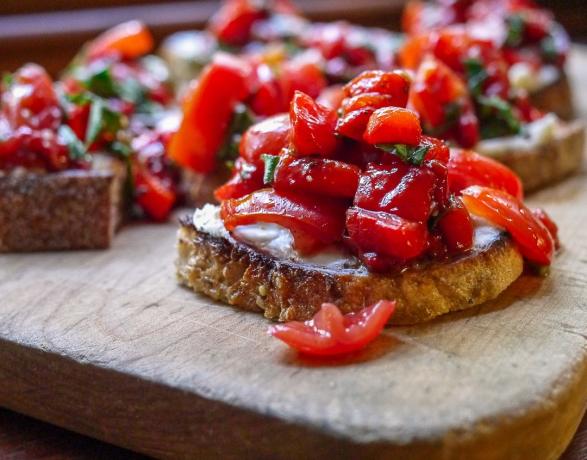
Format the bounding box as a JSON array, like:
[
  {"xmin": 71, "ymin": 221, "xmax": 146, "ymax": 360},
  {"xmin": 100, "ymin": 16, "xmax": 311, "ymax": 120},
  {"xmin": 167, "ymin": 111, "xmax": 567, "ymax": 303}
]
[{"xmin": 0, "ymin": 51, "xmax": 586, "ymax": 460}]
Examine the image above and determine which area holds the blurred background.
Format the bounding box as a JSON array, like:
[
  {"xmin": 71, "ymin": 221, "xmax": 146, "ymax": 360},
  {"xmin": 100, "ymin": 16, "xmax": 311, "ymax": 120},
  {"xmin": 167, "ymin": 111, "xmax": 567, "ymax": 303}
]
[{"xmin": 0, "ymin": 0, "xmax": 585, "ymax": 75}]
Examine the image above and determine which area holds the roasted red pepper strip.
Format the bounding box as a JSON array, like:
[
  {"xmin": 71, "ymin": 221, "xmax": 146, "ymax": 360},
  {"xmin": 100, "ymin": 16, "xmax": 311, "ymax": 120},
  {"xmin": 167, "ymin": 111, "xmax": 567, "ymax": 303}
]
[
  {"xmin": 221, "ymin": 188, "xmax": 346, "ymax": 253},
  {"xmin": 268, "ymin": 301, "xmax": 396, "ymax": 356},
  {"xmin": 273, "ymin": 155, "xmax": 360, "ymax": 199},
  {"xmin": 346, "ymin": 207, "xmax": 428, "ymax": 261},
  {"xmin": 169, "ymin": 54, "xmax": 251, "ymax": 174},
  {"xmin": 448, "ymin": 149, "xmax": 524, "ymax": 200},
  {"xmin": 461, "ymin": 186, "xmax": 555, "ymax": 266},
  {"xmin": 364, "ymin": 107, "xmax": 422, "ymax": 146},
  {"xmin": 86, "ymin": 20, "xmax": 154, "ymax": 60},
  {"xmin": 239, "ymin": 114, "xmax": 290, "ymax": 165},
  {"xmin": 134, "ymin": 169, "xmax": 177, "ymax": 222},
  {"xmin": 289, "ymin": 91, "xmax": 338, "ymax": 157}
]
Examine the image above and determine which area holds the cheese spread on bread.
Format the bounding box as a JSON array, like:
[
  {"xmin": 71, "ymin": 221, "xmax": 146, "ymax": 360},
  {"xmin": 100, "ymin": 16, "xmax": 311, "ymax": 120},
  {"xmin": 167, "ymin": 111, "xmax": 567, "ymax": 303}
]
[{"xmin": 192, "ymin": 205, "xmax": 504, "ymax": 269}]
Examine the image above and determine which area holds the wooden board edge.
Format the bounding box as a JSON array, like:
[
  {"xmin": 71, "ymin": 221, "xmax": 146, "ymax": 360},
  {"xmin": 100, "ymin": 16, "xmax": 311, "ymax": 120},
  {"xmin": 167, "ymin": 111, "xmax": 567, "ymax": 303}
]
[{"xmin": 1, "ymin": 336, "xmax": 586, "ymax": 460}]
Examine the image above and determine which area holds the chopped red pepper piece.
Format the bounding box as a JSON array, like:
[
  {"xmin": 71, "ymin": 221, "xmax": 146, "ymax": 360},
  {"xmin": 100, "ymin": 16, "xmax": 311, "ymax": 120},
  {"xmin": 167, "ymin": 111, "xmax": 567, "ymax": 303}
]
[
  {"xmin": 214, "ymin": 158, "xmax": 264, "ymax": 202},
  {"xmin": 273, "ymin": 154, "xmax": 360, "ymax": 199},
  {"xmin": 86, "ymin": 20, "xmax": 154, "ymax": 61},
  {"xmin": 289, "ymin": 91, "xmax": 338, "ymax": 157},
  {"xmin": 168, "ymin": 54, "xmax": 252, "ymax": 174},
  {"xmin": 346, "ymin": 207, "xmax": 428, "ymax": 261},
  {"xmin": 208, "ymin": 0, "xmax": 266, "ymax": 46},
  {"xmin": 134, "ymin": 168, "xmax": 177, "ymax": 222},
  {"xmin": 221, "ymin": 188, "xmax": 346, "ymax": 253},
  {"xmin": 448, "ymin": 149, "xmax": 524, "ymax": 200},
  {"xmin": 364, "ymin": 107, "xmax": 422, "ymax": 146},
  {"xmin": 268, "ymin": 301, "xmax": 396, "ymax": 356},
  {"xmin": 436, "ymin": 196, "xmax": 474, "ymax": 253},
  {"xmin": 239, "ymin": 114, "xmax": 290, "ymax": 165},
  {"xmin": 344, "ymin": 70, "xmax": 411, "ymax": 106},
  {"xmin": 461, "ymin": 186, "xmax": 555, "ymax": 266}
]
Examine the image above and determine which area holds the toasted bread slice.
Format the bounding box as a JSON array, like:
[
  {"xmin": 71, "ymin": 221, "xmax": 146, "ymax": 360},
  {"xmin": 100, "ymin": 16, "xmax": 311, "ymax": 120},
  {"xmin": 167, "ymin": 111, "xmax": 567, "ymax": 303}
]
[
  {"xmin": 0, "ymin": 155, "xmax": 126, "ymax": 252},
  {"xmin": 176, "ymin": 216, "xmax": 524, "ymax": 325},
  {"xmin": 529, "ymin": 72, "xmax": 575, "ymax": 120},
  {"xmin": 477, "ymin": 120, "xmax": 585, "ymax": 193}
]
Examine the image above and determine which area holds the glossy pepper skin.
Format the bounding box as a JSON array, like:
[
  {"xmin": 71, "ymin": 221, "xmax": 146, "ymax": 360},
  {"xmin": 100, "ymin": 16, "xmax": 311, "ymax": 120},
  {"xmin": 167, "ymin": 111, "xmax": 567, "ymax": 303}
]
[{"xmin": 169, "ymin": 54, "xmax": 252, "ymax": 174}]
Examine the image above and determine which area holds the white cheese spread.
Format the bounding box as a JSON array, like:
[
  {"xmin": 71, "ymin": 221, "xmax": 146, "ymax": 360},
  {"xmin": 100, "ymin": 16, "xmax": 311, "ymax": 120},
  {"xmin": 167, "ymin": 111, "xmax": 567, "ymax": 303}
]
[{"xmin": 508, "ymin": 63, "xmax": 560, "ymax": 92}]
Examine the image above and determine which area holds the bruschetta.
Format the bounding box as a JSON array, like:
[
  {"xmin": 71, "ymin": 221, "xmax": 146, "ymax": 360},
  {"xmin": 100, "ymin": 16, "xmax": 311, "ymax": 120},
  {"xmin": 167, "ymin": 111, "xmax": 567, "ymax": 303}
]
[
  {"xmin": 402, "ymin": 0, "xmax": 574, "ymax": 119},
  {"xmin": 177, "ymin": 75, "xmax": 558, "ymax": 324}
]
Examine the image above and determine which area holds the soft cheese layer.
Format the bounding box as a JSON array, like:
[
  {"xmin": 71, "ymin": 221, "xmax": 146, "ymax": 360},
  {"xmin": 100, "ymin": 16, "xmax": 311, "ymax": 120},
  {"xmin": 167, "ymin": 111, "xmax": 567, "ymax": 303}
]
[{"xmin": 192, "ymin": 206, "xmax": 505, "ymax": 269}]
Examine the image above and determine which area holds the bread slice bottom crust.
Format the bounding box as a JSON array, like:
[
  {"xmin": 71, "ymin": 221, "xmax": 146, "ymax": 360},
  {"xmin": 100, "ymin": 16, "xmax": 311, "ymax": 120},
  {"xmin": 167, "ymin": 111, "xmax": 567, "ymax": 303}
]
[
  {"xmin": 0, "ymin": 155, "xmax": 126, "ymax": 252},
  {"xmin": 176, "ymin": 223, "xmax": 524, "ymax": 325},
  {"xmin": 483, "ymin": 120, "xmax": 585, "ymax": 193}
]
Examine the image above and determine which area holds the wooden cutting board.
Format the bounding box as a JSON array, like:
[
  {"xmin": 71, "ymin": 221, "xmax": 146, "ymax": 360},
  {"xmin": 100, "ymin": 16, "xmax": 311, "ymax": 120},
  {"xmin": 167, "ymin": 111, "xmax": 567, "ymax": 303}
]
[{"xmin": 1, "ymin": 52, "xmax": 587, "ymax": 460}]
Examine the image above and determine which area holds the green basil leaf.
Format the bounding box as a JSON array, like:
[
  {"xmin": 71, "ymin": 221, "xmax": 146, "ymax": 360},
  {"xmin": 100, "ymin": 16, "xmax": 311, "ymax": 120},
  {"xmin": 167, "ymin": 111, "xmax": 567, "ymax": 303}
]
[
  {"xmin": 110, "ymin": 140, "xmax": 133, "ymax": 158},
  {"xmin": 506, "ymin": 14, "xmax": 525, "ymax": 47},
  {"xmin": 83, "ymin": 68, "xmax": 118, "ymax": 98},
  {"xmin": 117, "ymin": 78, "xmax": 146, "ymax": 105},
  {"xmin": 541, "ymin": 36, "xmax": 557, "ymax": 63},
  {"xmin": 464, "ymin": 58, "xmax": 488, "ymax": 97},
  {"xmin": 410, "ymin": 145, "xmax": 431, "ymax": 166},
  {"xmin": 376, "ymin": 143, "xmax": 430, "ymax": 166},
  {"xmin": 2, "ymin": 72, "xmax": 14, "ymax": 88},
  {"xmin": 261, "ymin": 154, "xmax": 280, "ymax": 185},
  {"xmin": 58, "ymin": 125, "xmax": 88, "ymax": 161},
  {"xmin": 218, "ymin": 104, "xmax": 256, "ymax": 162},
  {"xmin": 477, "ymin": 96, "xmax": 522, "ymax": 138},
  {"xmin": 85, "ymin": 98, "xmax": 124, "ymax": 147}
]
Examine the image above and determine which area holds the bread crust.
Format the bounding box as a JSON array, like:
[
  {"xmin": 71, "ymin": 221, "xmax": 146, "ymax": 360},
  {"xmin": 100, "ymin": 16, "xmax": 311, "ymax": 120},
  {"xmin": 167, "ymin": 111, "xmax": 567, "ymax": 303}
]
[
  {"xmin": 481, "ymin": 120, "xmax": 585, "ymax": 193},
  {"xmin": 0, "ymin": 155, "xmax": 126, "ymax": 252},
  {"xmin": 529, "ymin": 72, "xmax": 575, "ymax": 120},
  {"xmin": 176, "ymin": 221, "xmax": 524, "ymax": 325}
]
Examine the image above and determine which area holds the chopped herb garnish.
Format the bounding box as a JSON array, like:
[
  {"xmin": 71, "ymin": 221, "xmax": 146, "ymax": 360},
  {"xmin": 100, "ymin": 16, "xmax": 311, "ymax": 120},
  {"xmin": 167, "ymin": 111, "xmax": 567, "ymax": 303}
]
[
  {"xmin": 2, "ymin": 73, "xmax": 14, "ymax": 88},
  {"xmin": 477, "ymin": 96, "xmax": 522, "ymax": 138},
  {"xmin": 541, "ymin": 36, "xmax": 557, "ymax": 63},
  {"xmin": 83, "ymin": 67, "xmax": 118, "ymax": 98},
  {"xmin": 464, "ymin": 58, "xmax": 488, "ymax": 97},
  {"xmin": 58, "ymin": 125, "xmax": 89, "ymax": 162},
  {"xmin": 261, "ymin": 154, "xmax": 280, "ymax": 184},
  {"xmin": 377, "ymin": 144, "xmax": 430, "ymax": 166},
  {"xmin": 218, "ymin": 104, "xmax": 256, "ymax": 161},
  {"xmin": 117, "ymin": 78, "xmax": 146, "ymax": 105},
  {"xmin": 505, "ymin": 14, "xmax": 525, "ymax": 47},
  {"xmin": 85, "ymin": 98, "xmax": 124, "ymax": 147}
]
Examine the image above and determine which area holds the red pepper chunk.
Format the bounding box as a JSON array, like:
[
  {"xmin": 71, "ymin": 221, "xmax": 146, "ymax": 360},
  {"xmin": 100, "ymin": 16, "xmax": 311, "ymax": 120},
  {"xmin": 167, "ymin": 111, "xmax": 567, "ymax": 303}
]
[
  {"xmin": 448, "ymin": 149, "xmax": 524, "ymax": 200},
  {"xmin": 221, "ymin": 189, "xmax": 346, "ymax": 253},
  {"xmin": 344, "ymin": 70, "xmax": 411, "ymax": 107},
  {"xmin": 86, "ymin": 21, "xmax": 154, "ymax": 61},
  {"xmin": 169, "ymin": 54, "xmax": 251, "ymax": 174},
  {"xmin": 134, "ymin": 169, "xmax": 176, "ymax": 222},
  {"xmin": 239, "ymin": 114, "xmax": 290, "ymax": 165},
  {"xmin": 268, "ymin": 301, "xmax": 396, "ymax": 356},
  {"xmin": 290, "ymin": 91, "xmax": 338, "ymax": 157},
  {"xmin": 209, "ymin": 0, "xmax": 266, "ymax": 46},
  {"xmin": 337, "ymin": 93, "xmax": 398, "ymax": 141},
  {"xmin": 346, "ymin": 207, "xmax": 428, "ymax": 261},
  {"xmin": 273, "ymin": 155, "xmax": 360, "ymax": 199},
  {"xmin": 214, "ymin": 158, "xmax": 264, "ymax": 201},
  {"xmin": 461, "ymin": 186, "xmax": 555, "ymax": 266},
  {"xmin": 364, "ymin": 107, "xmax": 422, "ymax": 146},
  {"xmin": 436, "ymin": 196, "xmax": 474, "ymax": 253}
]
